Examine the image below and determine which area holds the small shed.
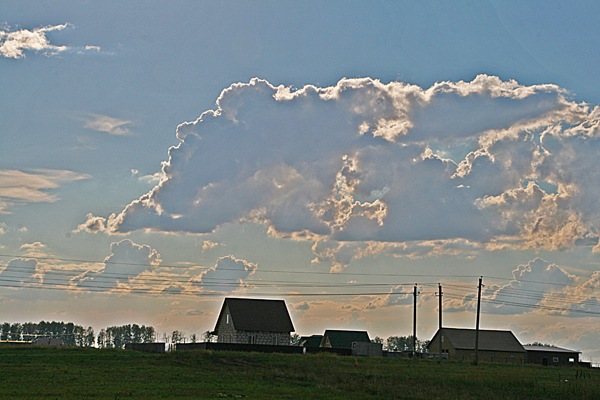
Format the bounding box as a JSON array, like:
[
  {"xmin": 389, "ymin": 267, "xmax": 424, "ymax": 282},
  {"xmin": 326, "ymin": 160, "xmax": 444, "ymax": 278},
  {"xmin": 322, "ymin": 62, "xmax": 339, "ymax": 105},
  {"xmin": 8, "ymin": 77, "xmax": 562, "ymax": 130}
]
[
  {"xmin": 299, "ymin": 335, "xmax": 323, "ymax": 347},
  {"xmin": 352, "ymin": 341, "xmax": 383, "ymax": 357},
  {"xmin": 214, "ymin": 298, "xmax": 295, "ymax": 345},
  {"xmin": 320, "ymin": 330, "xmax": 370, "ymax": 349},
  {"xmin": 524, "ymin": 345, "xmax": 580, "ymax": 366},
  {"xmin": 33, "ymin": 338, "xmax": 64, "ymax": 346},
  {"xmin": 427, "ymin": 328, "xmax": 526, "ymax": 364}
]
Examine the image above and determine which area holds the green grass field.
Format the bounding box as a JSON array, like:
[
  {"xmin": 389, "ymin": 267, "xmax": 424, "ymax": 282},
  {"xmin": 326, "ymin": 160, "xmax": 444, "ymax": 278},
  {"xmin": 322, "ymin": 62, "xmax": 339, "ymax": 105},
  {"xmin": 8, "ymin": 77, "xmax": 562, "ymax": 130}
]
[{"xmin": 0, "ymin": 346, "xmax": 598, "ymax": 399}]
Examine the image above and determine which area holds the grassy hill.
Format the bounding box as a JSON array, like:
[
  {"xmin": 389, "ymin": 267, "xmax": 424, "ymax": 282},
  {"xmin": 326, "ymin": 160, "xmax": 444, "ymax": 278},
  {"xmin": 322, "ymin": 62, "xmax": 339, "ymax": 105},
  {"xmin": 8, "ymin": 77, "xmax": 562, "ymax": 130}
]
[{"xmin": 0, "ymin": 346, "xmax": 598, "ymax": 399}]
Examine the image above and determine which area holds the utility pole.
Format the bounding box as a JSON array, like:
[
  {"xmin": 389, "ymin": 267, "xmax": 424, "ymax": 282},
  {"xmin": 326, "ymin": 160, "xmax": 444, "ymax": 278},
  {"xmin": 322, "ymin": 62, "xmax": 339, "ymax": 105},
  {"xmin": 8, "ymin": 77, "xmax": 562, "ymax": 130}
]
[
  {"xmin": 474, "ymin": 276, "xmax": 483, "ymax": 366},
  {"xmin": 438, "ymin": 283, "xmax": 443, "ymax": 364},
  {"xmin": 412, "ymin": 284, "xmax": 418, "ymax": 358}
]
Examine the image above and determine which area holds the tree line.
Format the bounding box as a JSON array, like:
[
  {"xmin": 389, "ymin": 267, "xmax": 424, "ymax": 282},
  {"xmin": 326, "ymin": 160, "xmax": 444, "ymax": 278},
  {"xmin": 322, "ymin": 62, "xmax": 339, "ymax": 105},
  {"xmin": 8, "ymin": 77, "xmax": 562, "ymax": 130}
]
[
  {"xmin": 0, "ymin": 322, "xmax": 156, "ymax": 349},
  {"xmin": 1, "ymin": 321, "xmax": 95, "ymax": 347},
  {"xmin": 371, "ymin": 335, "xmax": 430, "ymax": 353},
  {"xmin": 97, "ymin": 324, "xmax": 156, "ymax": 349}
]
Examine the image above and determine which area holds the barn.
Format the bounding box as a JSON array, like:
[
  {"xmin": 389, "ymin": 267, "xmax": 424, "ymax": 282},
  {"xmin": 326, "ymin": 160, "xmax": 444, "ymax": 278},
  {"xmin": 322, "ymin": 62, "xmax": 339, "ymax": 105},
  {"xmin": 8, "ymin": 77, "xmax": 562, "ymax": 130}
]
[{"xmin": 427, "ymin": 328, "xmax": 526, "ymax": 364}]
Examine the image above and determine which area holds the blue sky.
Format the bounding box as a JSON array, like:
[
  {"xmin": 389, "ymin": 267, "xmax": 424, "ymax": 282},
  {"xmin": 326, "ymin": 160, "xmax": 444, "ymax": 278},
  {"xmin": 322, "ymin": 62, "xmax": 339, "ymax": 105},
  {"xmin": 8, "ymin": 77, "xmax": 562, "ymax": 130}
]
[{"xmin": 2, "ymin": 1, "xmax": 600, "ymax": 360}]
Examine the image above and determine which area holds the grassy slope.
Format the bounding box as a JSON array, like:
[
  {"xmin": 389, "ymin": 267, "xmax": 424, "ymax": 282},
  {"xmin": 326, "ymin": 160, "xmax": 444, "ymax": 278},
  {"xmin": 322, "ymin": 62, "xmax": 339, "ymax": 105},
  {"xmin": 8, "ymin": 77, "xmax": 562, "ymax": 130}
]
[{"xmin": 0, "ymin": 346, "xmax": 598, "ymax": 399}]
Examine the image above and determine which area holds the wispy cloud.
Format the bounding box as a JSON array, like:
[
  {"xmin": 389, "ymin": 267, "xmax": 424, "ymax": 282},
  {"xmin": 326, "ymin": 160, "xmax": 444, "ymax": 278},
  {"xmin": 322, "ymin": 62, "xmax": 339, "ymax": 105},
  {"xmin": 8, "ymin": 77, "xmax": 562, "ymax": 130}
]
[
  {"xmin": 81, "ymin": 113, "xmax": 133, "ymax": 135},
  {"xmin": 0, "ymin": 169, "xmax": 91, "ymax": 213},
  {"xmin": 0, "ymin": 24, "xmax": 71, "ymax": 59}
]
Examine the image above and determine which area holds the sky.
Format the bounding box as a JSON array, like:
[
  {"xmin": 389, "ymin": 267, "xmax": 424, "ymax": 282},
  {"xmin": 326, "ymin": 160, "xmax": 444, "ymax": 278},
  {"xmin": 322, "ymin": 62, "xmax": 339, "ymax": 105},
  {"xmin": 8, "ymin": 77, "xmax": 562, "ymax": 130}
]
[{"xmin": 2, "ymin": 0, "xmax": 600, "ymax": 361}]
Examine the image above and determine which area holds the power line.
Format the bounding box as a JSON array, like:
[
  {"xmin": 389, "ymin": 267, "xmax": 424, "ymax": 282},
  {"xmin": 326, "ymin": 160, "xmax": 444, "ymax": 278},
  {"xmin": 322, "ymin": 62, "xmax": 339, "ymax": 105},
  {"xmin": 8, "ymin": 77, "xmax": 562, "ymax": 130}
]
[{"xmin": 0, "ymin": 253, "xmax": 479, "ymax": 279}]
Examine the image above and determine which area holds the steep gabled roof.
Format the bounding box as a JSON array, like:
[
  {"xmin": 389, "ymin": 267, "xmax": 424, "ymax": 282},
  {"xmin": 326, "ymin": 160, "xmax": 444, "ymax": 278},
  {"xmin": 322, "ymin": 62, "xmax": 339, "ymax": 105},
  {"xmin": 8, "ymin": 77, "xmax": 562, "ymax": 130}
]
[
  {"xmin": 322, "ymin": 330, "xmax": 370, "ymax": 349},
  {"xmin": 429, "ymin": 328, "xmax": 525, "ymax": 353},
  {"xmin": 214, "ymin": 298, "xmax": 294, "ymax": 333}
]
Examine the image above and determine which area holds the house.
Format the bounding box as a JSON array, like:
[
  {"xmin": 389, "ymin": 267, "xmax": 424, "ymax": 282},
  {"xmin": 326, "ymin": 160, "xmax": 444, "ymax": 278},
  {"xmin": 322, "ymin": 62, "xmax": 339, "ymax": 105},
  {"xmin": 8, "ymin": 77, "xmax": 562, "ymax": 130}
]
[
  {"xmin": 427, "ymin": 328, "xmax": 526, "ymax": 364},
  {"xmin": 320, "ymin": 330, "xmax": 370, "ymax": 349},
  {"xmin": 524, "ymin": 345, "xmax": 580, "ymax": 366},
  {"xmin": 299, "ymin": 335, "xmax": 323, "ymax": 347},
  {"xmin": 214, "ymin": 298, "xmax": 294, "ymax": 345}
]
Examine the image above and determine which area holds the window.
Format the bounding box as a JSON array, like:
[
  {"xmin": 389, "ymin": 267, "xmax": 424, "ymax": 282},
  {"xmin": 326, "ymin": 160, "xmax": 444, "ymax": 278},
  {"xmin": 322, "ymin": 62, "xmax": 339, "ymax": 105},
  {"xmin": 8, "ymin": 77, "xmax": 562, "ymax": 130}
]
[
  {"xmin": 272, "ymin": 336, "xmax": 278, "ymax": 345},
  {"xmin": 441, "ymin": 336, "xmax": 444, "ymax": 343},
  {"xmin": 226, "ymin": 314, "xmax": 230, "ymax": 324},
  {"xmin": 569, "ymin": 358, "xmax": 575, "ymax": 363},
  {"xmin": 248, "ymin": 334, "xmax": 256, "ymax": 344},
  {"xmin": 553, "ymin": 357, "xmax": 559, "ymax": 363}
]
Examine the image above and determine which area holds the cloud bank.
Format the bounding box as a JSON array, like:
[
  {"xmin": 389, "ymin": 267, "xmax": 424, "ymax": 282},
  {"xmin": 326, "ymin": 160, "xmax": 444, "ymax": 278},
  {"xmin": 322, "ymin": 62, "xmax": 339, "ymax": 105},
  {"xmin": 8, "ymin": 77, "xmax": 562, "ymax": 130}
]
[
  {"xmin": 0, "ymin": 258, "xmax": 42, "ymax": 287},
  {"xmin": 445, "ymin": 258, "xmax": 600, "ymax": 317},
  {"xmin": 71, "ymin": 239, "xmax": 161, "ymax": 291},
  {"xmin": 82, "ymin": 76, "xmax": 600, "ymax": 268}
]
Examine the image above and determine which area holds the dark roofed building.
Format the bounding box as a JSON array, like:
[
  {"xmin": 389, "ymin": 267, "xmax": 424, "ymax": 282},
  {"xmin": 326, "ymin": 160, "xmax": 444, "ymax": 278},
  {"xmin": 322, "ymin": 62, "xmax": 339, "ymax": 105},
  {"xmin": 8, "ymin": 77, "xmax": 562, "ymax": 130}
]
[
  {"xmin": 427, "ymin": 328, "xmax": 526, "ymax": 364},
  {"xmin": 33, "ymin": 338, "xmax": 64, "ymax": 346},
  {"xmin": 299, "ymin": 335, "xmax": 323, "ymax": 347},
  {"xmin": 524, "ymin": 345, "xmax": 580, "ymax": 366},
  {"xmin": 214, "ymin": 298, "xmax": 294, "ymax": 345},
  {"xmin": 320, "ymin": 330, "xmax": 370, "ymax": 349}
]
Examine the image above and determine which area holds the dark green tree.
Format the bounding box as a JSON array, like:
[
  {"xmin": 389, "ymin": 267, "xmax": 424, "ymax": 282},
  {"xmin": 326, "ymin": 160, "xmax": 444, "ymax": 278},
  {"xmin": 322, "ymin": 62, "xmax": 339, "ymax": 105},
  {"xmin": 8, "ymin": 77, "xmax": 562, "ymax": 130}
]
[
  {"xmin": 9, "ymin": 323, "xmax": 23, "ymax": 341},
  {"xmin": 1, "ymin": 322, "xmax": 11, "ymax": 340}
]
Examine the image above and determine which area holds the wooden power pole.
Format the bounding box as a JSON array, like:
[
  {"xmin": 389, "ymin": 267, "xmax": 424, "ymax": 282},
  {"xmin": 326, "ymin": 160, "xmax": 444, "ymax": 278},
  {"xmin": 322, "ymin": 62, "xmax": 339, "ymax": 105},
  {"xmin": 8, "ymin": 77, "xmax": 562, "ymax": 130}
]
[
  {"xmin": 474, "ymin": 277, "xmax": 483, "ymax": 366},
  {"xmin": 438, "ymin": 283, "xmax": 443, "ymax": 364},
  {"xmin": 413, "ymin": 284, "xmax": 418, "ymax": 358}
]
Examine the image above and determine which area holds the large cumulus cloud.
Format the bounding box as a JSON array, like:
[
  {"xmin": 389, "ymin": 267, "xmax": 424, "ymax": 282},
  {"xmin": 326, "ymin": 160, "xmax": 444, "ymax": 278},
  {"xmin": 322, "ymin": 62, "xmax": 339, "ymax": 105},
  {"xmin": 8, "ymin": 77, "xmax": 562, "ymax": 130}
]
[
  {"xmin": 189, "ymin": 255, "xmax": 257, "ymax": 293},
  {"xmin": 81, "ymin": 75, "xmax": 600, "ymax": 268}
]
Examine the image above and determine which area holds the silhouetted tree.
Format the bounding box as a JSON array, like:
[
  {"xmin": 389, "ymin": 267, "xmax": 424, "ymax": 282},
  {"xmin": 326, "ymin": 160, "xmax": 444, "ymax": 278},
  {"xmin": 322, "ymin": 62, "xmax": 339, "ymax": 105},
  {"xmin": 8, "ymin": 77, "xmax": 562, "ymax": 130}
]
[
  {"xmin": 9, "ymin": 323, "xmax": 23, "ymax": 341},
  {"xmin": 84, "ymin": 327, "xmax": 95, "ymax": 347},
  {"xmin": 97, "ymin": 329, "xmax": 107, "ymax": 348},
  {"xmin": 371, "ymin": 336, "xmax": 384, "ymax": 344},
  {"xmin": 203, "ymin": 330, "xmax": 216, "ymax": 343},
  {"xmin": 1, "ymin": 323, "xmax": 10, "ymax": 340},
  {"xmin": 290, "ymin": 333, "xmax": 301, "ymax": 346},
  {"xmin": 141, "ymin": 326, "xmax": 155, "ymax": 343}
]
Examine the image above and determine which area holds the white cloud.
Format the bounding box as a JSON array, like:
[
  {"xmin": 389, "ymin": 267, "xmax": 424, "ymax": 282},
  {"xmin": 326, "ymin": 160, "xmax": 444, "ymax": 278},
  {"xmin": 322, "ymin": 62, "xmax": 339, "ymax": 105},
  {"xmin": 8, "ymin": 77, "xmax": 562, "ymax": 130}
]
[
  {"xmin": 82, "ymin": 76, "xmax": 600, "ymax": 269},
  {"xmin": 20, "ymin": 242, "xmax": 48, "ymax": 258},
  {"xmin": 190, "ymin": 255, "xmax": 256, "ymax": 293},
  {"xmin": 0, "ymin": 169, "xmax": 91, "ymax": 213},
  {"xmin": 363, "ymin": 284, "xmax": 414, "ymax": 309},
  {"xmin": 81, "ymin": 113, "xmax": 133, "ymax": 135},
  {"xmin": 0, "ymin": 24, "xmax": 70, "ymax": 58},
  {"xmin": 201, "ymin": 240, "xmax": 221, "ymax": 251},
  {"xmin": 74, "ymin": 213, "xmax": 107, "ymax": 233},
  {"xmin": 71, "ymin": 239, "xmax": 161, "ymax": 291}
]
